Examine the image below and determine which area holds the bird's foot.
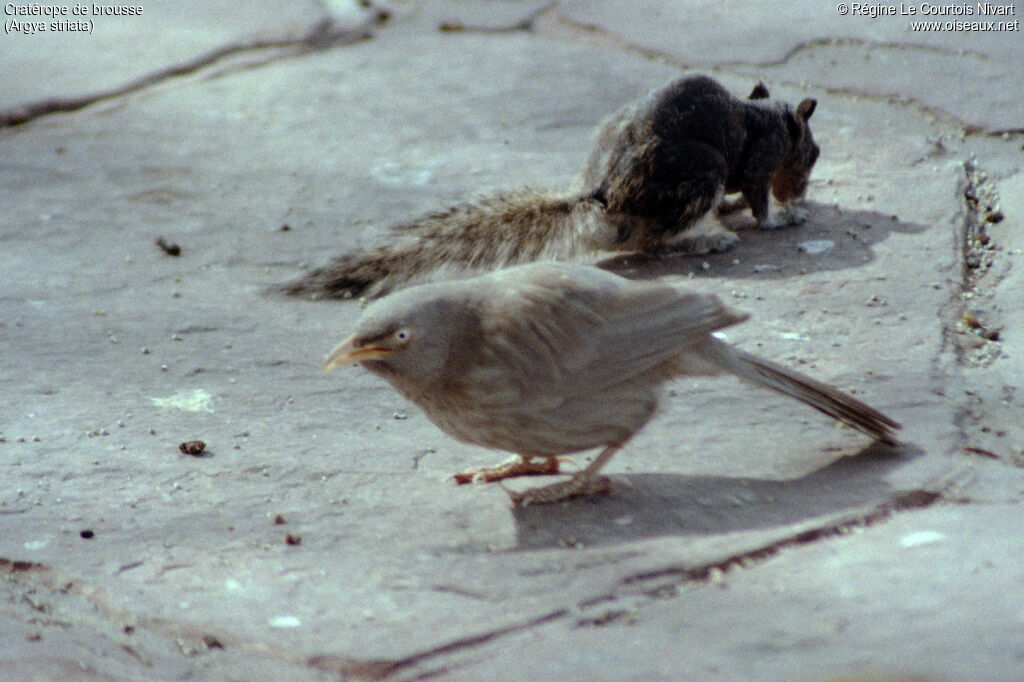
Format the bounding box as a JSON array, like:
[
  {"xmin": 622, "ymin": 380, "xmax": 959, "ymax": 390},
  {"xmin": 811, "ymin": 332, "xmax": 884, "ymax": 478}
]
[
  {"xmin": 504, "ymin": 473, "xmax": 613, "ymax": 506},
  {"xmin": 451, "ymin": 456, "xmax": 573, "ymax": 485}
]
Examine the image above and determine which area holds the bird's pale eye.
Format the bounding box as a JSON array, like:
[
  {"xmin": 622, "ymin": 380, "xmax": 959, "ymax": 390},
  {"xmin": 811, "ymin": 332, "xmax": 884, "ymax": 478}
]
[{"xmin": 395, "ymin": 328, "xmax": 411, "ymax": 343}]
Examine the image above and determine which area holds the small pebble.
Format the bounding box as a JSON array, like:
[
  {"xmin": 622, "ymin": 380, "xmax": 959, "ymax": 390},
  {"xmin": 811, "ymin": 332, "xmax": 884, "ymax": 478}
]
[
  {"xmin": 708, "ymin": 567, "xmax": 726, "ymax": 586},
  {"xmin": 179, "ymin": 440, "xmax": 206, "ymax": 456},
  {"xmin": 156, "ymin": 237, "xmax": 181, "ymax": 256}
]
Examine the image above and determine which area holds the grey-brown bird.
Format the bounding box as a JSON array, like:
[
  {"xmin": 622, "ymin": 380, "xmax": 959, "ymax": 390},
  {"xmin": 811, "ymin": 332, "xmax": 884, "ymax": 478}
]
[{"xmin": 323, "ymin": 262, "xmax": 899, "ymax": 505}]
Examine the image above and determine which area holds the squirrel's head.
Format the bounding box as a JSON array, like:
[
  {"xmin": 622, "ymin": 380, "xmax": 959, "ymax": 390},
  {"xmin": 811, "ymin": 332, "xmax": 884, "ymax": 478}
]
[{"xmin": 771, "ymin": 98, "xmax": 819, "ymax": 203}]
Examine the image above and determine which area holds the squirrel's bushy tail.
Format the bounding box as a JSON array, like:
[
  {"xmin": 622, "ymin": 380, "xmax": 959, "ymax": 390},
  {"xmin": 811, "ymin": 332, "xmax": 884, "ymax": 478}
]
[{"xmin": 275, "ymin": 190, "xmax": 610, "ymax": 299}]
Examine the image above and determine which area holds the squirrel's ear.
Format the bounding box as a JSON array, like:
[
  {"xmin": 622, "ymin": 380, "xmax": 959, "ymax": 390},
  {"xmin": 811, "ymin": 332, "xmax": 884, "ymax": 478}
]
[
  {"xmin": 786, "ymin": 110, "xmax": 803, "ymax": 143},
  {"xmin": 748, "ymin": 82, "xmax": 770, "ymax": 100},
  {"xmin": 797, "ymin": 98, "xmax": 817, "ymax": 121}
]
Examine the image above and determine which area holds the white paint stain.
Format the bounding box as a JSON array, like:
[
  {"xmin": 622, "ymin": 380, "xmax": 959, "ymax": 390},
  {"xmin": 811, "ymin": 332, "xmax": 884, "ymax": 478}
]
[
  {"xmin": 798, "ymin": 239, "xmax": 835, "ymax": 255},
  {"xmin": 150, "ymin": 389, "xmax": 214, "ymax": 413},
  {"xmin": 269, "ymin": 616, "xmax": 301, "ymax": 628},
  {"xmin": 900, "ymin": 530, "xmax": 945, "ymax": 548},
  {"xmin": 371, "ymin": 160, "xmax": 436, "ymax": 187}
]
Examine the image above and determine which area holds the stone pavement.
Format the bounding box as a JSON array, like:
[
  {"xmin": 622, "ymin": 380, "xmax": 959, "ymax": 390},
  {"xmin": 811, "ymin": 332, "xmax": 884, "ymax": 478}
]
[{"xmin": 1, "ymin": 1, "xmax": 1022, "ymax": 679}]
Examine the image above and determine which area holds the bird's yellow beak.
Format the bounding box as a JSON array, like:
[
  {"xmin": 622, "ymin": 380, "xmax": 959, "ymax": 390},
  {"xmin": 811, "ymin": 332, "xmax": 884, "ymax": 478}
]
[{"xmin": 322, "ymin": 334, "xmax": 393, "ymax": 371}]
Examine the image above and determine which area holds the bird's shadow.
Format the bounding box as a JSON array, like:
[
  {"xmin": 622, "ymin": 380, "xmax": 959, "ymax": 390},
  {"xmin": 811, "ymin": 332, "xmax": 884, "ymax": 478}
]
[
  {"xmin": 511, "ymin": 441, "xmax": 922, "ymax": 550},
  {"xmin": 597, "ymin": 201, "xmax": 927, "ymax": 281}
]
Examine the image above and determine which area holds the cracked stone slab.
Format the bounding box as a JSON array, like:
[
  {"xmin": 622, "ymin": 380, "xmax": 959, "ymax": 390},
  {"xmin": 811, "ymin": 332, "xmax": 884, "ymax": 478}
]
[
  {"xmin": 438, "ymin": 503, "xmax": 1024, "ymax": 681},
  {"xmin": 950, "ymin": 166, "xmax": 1024, "ymax": 487},
  {"xmin": 0, "ymin": 0, "xmax": 382, "ymax": 125},
  {"xmin": 556, "ymin": 0, "xmax": 1024, "ymax": 131},
  {"xmin": 559, "ymin": 0, "xmax": 1022, "ymax": 62},
  {"xmin": 0, "ymin": 3, "xmax": 1021, "ymax": 679},
  {"xmin": 386, "ymin": 0, "xmax": 555, "ymax": 32}
]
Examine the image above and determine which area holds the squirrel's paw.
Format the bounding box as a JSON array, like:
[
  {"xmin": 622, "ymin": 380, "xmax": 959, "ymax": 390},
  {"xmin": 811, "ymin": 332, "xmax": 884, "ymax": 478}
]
[
  {"xmin": 662, "ymin": 229, "xmax": 740, "ymax": 255},
  {"xmin": 759, "ymin": 205, "xmax": 809, "ymax": 230},
  {"xmin": 781, "ymin": 205, "xmax": 810, "ymax": 224},
  {"xmin": 716, "ymin": 196, "xmax": 749, "ymax": 216}
]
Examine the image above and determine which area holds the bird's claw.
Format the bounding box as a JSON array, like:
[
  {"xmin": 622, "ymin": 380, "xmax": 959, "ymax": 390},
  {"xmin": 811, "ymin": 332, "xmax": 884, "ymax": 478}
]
[
  {"xmin": 450, "ymin": 455, "xmax": 575, "ymax": 485},
  {"xmin": 504, "ymin": 475, "xmax": 613, "ymax": 506}
]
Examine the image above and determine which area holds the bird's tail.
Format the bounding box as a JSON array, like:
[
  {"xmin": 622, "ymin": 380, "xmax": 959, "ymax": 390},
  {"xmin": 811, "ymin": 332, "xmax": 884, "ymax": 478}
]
[
  {"xmin": 704, "ymin": 339, "xmax": 901, "ymax": 445},
  {"xmin": 274, "ymin": 190, "xmax": 612, "ymax": 300}
]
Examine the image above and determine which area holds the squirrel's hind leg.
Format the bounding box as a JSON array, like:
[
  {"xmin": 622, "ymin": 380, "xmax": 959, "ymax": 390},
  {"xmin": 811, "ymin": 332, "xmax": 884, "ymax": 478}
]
[
  {"xmin": 659, "ymin": 216, "xmax": 740, "ymax": 255},
  {"xmin": 650, "ymin": 185, "xmax": 739, "ymax": 255}
]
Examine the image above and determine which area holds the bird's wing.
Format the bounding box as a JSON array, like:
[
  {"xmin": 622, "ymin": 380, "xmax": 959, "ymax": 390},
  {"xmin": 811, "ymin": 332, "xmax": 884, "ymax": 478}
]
[{"xmin": 475, "ymin": 263, "xmax": 747, "ymax": 396}]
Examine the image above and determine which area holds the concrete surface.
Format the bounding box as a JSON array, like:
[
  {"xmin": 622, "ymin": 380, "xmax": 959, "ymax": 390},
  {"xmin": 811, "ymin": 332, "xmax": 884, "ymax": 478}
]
[{"xmin": 2, "ymin": 1, "xmax": 1022, "ymax": 680}]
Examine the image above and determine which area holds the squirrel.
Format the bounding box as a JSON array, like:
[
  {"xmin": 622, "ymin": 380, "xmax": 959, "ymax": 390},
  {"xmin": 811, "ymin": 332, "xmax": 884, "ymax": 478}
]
[{"xmin": 277, "ymin": 74, "xmax": 818, "ymax": 300}]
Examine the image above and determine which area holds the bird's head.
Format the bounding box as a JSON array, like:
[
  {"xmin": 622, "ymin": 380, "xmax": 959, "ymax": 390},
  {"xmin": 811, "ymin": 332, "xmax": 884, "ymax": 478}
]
[{"xmin": 323, "ymin": 285, "xmax": 480, "ymax": 386}]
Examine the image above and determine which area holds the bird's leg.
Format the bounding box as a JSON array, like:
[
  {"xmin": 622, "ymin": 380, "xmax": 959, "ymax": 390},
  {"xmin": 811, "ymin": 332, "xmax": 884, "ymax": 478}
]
[
  {"xmin": 451, "ymin": 455, "xmax": 566, "ymax": 485},
  {"xmin": 506, "ymin": 443, "xmax": 622, "ymax": 506}
]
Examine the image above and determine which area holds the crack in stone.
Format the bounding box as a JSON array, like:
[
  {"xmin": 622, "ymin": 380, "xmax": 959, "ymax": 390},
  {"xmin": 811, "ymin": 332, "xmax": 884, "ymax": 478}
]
[
  {"xmin": 610, "ymin": 488, "xmax": 942, "ymax": 598},
  {"xmin": 1, "ymin": 557, "xmax": 303, "ymax": 671},
  {"xmin": 545, "ymin": 10, "xmax": 994, "ymax": 67},
  {"xmin": 436, "ymin": 0, "xmax": 556, "ymax": 33},
  {"xmin": 0, "ymin": 557, "xmax": 48, "ymax": 573},
  {"xmin": 945, "ymin": 159, "xmax": 1017, "ymax": 467},
  {"xmin": 0, "ymin": 486, "xmax": 948, "ymax": 679},
  {"xmin": 1, "ymin": 553, "xmax": 562, "ymax": 680},
  {"xmin": 726, "ymin": 36, "xmax": 995, "ymax": 67},
  {"xmin": 799, "ymin": 83, "xmax": 1003, "ymax": 136},
  {"xmin": 542, "ymin": 10, "xmax": 1011, "ymax": 135},
  {"xmin": 306, "ymin": 489, "xmax": 945, "ymax": 680},
  {"xmin": 949, "ymin": 158, "xmax": 1005, "ymax": 368},
  {"xmin": 0, "ymin": 11, "xmax": 386, "ymax": 128},
  {"xmin": 306, "ymin": 607, "xmax": 570, "ymax": 680},
  {"xmin": 535, "ymin": 8, "xmax": 686, "ymax": 65}
]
